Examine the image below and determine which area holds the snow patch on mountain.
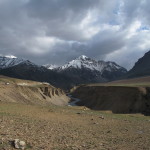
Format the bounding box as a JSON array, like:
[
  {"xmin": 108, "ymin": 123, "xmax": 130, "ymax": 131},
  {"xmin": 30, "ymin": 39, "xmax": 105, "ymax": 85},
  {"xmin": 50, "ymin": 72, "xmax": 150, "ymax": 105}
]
[
  {"xmin": 5, "ymin": 55, "xmax": 17, "ymax": 59},
  {"xmin": 0, "ymin": 56, "xmax": 36, "ymax": 69},
  {"xmin": 54, "ymin": 55, "xmax": 126, "ymax": 74},
  {"xmin": 43, "ymin": 64, "xmax": 58, "ymax": 70}
]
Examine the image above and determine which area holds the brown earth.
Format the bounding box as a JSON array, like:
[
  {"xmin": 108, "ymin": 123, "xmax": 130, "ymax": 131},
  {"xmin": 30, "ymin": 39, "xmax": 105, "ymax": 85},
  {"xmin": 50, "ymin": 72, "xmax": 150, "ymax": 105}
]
[
  {"xmin": 0, "ymin": 76, "xmax": 150, "ymax": 149},
  {"xmin": 0, "ymin": 76, "xmax": 70, "ymax": 106},
  {"xmin": 71, "ymin": 85, "xmax": 150, "ymax": 115},
  {"xmin": 110, "ymin": 76, "xmax": 150, "ymax": 84},
  {"xmin": 89, "ymin": 76, "xmax": 150, "ymax": 87},
  {"xmin": 0, "ymin": 102, "xmax": 150, "ymax": 150}
]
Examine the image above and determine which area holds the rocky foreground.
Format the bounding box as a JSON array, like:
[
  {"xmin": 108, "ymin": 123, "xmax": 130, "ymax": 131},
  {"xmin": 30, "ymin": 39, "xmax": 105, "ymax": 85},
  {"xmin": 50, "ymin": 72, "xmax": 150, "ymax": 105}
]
[{"xmin": 0, "ymin": 102, "xmax": 150, "ymax": 150}]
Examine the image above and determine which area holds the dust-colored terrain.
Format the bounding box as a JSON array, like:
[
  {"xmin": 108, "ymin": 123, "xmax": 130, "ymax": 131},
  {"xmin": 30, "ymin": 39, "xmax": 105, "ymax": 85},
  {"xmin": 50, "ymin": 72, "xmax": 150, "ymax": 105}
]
[
  {"xmin": 0, "ymin": 75, "xmax": 69, "ymax": 106},
  {"xmin": 89, "ymin": 76, "xmax": 150, "ymax": 87},
  {"xmin": 71, "ymin": 86, "xmax": 150, "ymax": 115},
  {"xmin": 71, "ymin": 76, "xmax": 150, "ymax": 115},
  {"xmin": 0, "ymin": 102, "xmax": 150, "ymax": 150},
  {"xmin": 0, "ymin": 76, "xmax": 150, "ymax": 150}
]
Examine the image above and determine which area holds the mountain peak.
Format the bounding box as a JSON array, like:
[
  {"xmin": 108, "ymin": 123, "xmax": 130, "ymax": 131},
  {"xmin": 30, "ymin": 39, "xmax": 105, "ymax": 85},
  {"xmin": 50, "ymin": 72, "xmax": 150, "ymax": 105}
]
[
  {"xmin": 0, "ymin": 55, "xmax": 37, "ymax": 69},
  {"xmin": 5, "ymin": 55, "xmax": 17, "ymax": 59},
  {"xmin": 52, "ymin": 55, "xmax": 127, "ymax": 76},
  {"xmin": 77, "ymin": 55, "xmax": 89, "ymax": 60}
]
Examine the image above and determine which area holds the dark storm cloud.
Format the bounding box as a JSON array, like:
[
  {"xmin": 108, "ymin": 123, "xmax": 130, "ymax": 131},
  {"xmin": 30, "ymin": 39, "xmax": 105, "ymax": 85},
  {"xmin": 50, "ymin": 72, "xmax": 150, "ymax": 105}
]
[
  {"xmin": 0, "ymin": 0, "xmax": 150, "ymax": 69},
  {"xmin": 24, "ymin": 0, "xmax": 112, "ymax": 41}
]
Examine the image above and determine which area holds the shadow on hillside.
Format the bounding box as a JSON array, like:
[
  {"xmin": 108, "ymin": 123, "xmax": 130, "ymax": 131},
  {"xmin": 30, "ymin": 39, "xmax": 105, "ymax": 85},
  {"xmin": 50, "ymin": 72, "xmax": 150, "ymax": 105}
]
[
  {"xmin": 71, "ymin": 86, "xmax": 150, "ymax": 116},
  {"xmin": 77, "ymin": 102, "xmax": 150, "ymax": 116}
]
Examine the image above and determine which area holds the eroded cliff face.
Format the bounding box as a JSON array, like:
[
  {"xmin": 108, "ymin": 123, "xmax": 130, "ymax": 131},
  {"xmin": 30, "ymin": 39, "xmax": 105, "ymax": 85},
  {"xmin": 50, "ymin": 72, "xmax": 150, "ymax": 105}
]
[
  {"xmin": 71, "ymin": 85, "xmax": 150, "ymax": 115},
  {"xmin": 39, "ymin": 86, "xmax": 69, "ymax": 105},
  {"xmin": 0, "ymin": 82, "xmax": 70, "ymax": 106}
]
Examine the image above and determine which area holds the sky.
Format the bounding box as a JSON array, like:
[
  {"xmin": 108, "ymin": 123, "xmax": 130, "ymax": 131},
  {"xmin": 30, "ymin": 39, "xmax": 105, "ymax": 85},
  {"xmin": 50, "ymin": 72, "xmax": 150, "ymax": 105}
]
[{"xmin": 0, "ymin": 0, "xmax": 150, "ymax": 70}]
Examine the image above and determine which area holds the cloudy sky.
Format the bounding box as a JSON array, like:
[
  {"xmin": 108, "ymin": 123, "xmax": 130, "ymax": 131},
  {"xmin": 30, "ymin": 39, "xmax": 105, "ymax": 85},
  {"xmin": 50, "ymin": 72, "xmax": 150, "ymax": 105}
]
[{"xmin": 0, "ymin": 0, "xmax": 150, "ymax": 69}]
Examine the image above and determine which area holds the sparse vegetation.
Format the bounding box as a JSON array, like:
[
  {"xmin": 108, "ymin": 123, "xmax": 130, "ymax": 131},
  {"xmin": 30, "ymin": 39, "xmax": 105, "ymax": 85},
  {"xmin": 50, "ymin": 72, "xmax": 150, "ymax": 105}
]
[
  {"xmin": 0, "ymin": 76, "xmax": 150, "ymax": 149},
  {"xmin": 0, "ymin": 102, "xmax": 150, "ymax": 150},
  {"xmin": 88, "ymin": 76, "xmax": 150, "ymax": 87}
]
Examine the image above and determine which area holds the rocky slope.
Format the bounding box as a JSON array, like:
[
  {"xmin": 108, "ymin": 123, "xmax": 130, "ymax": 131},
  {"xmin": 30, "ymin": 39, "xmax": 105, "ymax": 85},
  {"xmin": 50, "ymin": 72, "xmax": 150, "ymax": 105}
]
[
  {"xmin": 0, "ymin": 55, "xmax": 36, "ymax": 69},
  {"xmin": 56, "ymin": 55, "xmax": 126, "ymax": 73},
  {"xmin": 126, "ymin": 50, "xmax": 150, "ymax": 78},
  {"xmin": 46, "ymin": 55, "xmax": 127, "ymax": 83},
  {"xmin": 71, "ymin": 85, "xmax": 150, "ymax": 115},
  {"xmin": 0, "ymin": 76, "xmax": 70, "ymax": 106}
]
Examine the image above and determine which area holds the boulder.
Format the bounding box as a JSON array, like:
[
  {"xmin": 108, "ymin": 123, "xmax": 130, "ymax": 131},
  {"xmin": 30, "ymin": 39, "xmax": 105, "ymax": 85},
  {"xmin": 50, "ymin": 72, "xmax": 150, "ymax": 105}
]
[{"xmin": 14, "ymin": 139, "xmax": 26, "ymax": 150}]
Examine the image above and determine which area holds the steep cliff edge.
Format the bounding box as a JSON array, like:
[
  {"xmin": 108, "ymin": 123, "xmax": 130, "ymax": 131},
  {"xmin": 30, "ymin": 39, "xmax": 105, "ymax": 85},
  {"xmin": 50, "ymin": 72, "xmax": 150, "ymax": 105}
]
[
  {"xmin": 71, "ymin": 85, "xmax": 150, "ymax": 115},
  {"xmin": 0, "ymin": 76, "xmax": 70, "ymax": 106}
]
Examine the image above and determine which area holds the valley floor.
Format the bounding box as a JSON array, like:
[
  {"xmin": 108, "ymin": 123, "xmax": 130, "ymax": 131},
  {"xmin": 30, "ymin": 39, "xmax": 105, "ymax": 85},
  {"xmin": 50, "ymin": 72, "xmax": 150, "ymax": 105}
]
[{"xmin": 0, "ymin": 102, "xmax": 150, "ymax": 150}]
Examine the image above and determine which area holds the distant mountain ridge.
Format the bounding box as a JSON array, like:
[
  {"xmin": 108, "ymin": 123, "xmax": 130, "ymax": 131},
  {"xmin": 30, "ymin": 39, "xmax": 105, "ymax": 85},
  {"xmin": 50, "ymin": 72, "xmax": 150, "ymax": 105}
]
[
  {"xmin": 1, "ymin": 51, "xmax": 150, "ymax": 89},
  {"xmin": 45, "ymin": 55, "xmax": 125, "ymax": 72},
  {"xmin": 57, "ymin": 55, "xmax": 123, "ymax": 71},
  {"xmin": 0, "ymin": 55, "xmax": 36, "ymax": 69},
  {"xmin": 45, "ymin": 55, "xmax": 127, "ymax": 81},
  {"xmin": 0, "ymin": 55, "xmax": 127, "ymax": 89}
]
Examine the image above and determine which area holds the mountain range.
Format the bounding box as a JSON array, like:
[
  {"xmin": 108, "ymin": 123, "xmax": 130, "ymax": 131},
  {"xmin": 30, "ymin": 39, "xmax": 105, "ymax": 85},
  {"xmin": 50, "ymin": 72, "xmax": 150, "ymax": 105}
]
[
  {"xmin": 0, "ymin": 55, "xmax": 127, "ymax": 89},
  {"xmin": 0, "ymin": 51, "xmax": 150, "ymax": 89},
  {"xmin": 45, "ymin": 55, "xmax": 127, "ymax": 81}
]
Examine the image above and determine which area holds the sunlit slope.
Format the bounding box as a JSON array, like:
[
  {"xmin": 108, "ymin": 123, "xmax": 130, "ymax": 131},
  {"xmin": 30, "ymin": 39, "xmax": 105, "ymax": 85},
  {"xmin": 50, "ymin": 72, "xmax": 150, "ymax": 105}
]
[{"xmin": 0, "ymin": 75, "xmax": 69, "ymax": 106}]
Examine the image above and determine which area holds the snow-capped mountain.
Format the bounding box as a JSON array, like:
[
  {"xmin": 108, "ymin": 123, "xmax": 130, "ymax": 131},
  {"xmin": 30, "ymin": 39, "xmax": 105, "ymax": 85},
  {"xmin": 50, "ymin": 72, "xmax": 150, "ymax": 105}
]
[
  {"xmin": 0, "ymin": 55, "xmax": 36, "ymax": 69},
  {"xmin": 0, "ymin": 54, "xmax": 127, "ymax": 89},
  {"xmin": 0, "ymin": 56, "xmax": 74, "ymax": 89},
  {"xmin": 44, "ymin": 55, "xmax": 127, "ymax": 82},
  {"xmin": 5, "ymin": 55, "xmax": 17, "ymax": 59},
  {"xmin": 52, "ymin": 55, "xmax": 127, "ymax": 74},
  {"xmin": 43, "ymin": 64, "xmax": 58, "ymax": 70}
]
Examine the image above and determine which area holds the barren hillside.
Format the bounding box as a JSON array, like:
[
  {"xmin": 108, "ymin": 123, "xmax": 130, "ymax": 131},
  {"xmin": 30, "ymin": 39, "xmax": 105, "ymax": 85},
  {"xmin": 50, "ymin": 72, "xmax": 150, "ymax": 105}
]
[
  {"xmin": 0, "ymin": 76, "xmax": 150, "ymax": 150},
  {"xmin": 0, "ymin": 76, "xmax": 70, "ymax": 106},
  {"xmin": 88, "ymin": 76, "xmax": 150, "ymax": 87},
  {"xmin": 71, "ymin": 77, "xmax": 150, "ymax": 115}
]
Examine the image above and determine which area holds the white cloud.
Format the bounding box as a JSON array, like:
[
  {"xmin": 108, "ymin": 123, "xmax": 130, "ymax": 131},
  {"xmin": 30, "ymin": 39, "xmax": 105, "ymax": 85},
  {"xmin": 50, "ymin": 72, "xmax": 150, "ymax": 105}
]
[
  {"xmin": 126, "ymin": 20, "xmax": 141, "ymax": 38},
  {"xmin": 0, "ymin": 0, "xmax": 150, "ymax": 68}
]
